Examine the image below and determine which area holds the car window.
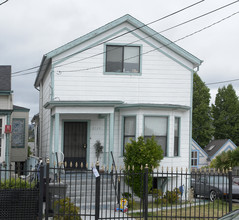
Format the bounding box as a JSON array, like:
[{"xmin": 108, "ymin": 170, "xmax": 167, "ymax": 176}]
[{"xmin": 209, "ymin": 176, "xmax": 228, "ymax": 184}]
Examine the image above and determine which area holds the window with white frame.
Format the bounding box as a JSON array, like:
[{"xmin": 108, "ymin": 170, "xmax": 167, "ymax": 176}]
[
  {"xmin": 174, "ymin": 117, "xmax": 180, "ymax": 156},
  {"xmin": 191, "ymin": 151, "xmax": 198, "ymax": 167},
  {"xmin": 106, "ymin": 45, "xmax": 140, "ymax": 73},
  {"xmin": 144, "ymin": 116, "xmax": 168, "ymax": 156},
  {"xmin": 123, "ymin": 116, "xmax": 136, "ymax": 154}
]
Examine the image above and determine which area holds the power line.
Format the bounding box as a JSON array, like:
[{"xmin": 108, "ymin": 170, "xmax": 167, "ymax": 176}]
[
  {"xmin": 58, "ymin": 11, "xmax": 239, "ymax": 73},
  {"xmin": 11, "ymin": 1, "xmax": 239, "ymax": 77},
  {"xmin": 0, "ymin": 0, "xmax": 8, "ymax": 6},
  {"xmin": 57, "ymin": 0, "xmax": 239, "ymax": 70},
  {"xmin": 206, "ymin": 78, "xmax": 239, "ymax": 86},
  {"xmin": 11, "ymin": 0, "xmax": 205, "ymax": 75}
]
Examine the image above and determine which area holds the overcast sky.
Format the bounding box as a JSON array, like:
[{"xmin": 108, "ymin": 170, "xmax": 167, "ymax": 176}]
[{"xmin": 0, "ymin": 0, "xmax": 239, "ymax": 122}]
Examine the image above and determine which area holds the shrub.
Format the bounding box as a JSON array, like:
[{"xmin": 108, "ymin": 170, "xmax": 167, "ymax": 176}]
[
  {"xmin": 123, "ymin": 136, "xmax": 163, "ymax": 198},
  {"xmin": 155, "ymin": 188, "xmax": 181, "ymax": 204},
  {"xmin": 0, "ymin": 178, "xmax": 36, "ymax": 189},
  {"xmin": 53, "ymin": 197, "xmax": 81, "ymax": 220}
]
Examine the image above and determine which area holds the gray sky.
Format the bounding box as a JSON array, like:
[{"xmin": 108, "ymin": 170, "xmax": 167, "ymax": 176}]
[{"xmin": 0, "ymin": 0, "xmax": 239, "ymax": 122}]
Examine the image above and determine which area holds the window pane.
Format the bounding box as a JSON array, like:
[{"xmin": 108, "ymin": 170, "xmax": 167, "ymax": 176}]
[
  {"xmin": 145, "ymin": 117, "xmax": 167, "ymax": 136},
  {"xmin": 124, "ymin": 47, "xmax": 140, "ymax": 73},
  {"xmin": 124, "ymin": 116, "xmax": 136, "ymax": 136},
  {"xmin": 174, "ymin": 118, "xmax": 180, "ymax": 156},
  {"xmin": 106, "ymin": 46, "xmax": 123, "ymax": 72}
]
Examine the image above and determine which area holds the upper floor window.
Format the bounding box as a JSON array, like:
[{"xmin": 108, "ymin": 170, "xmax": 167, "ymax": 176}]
[
  {"xmin": 106, "ymin": 45, "xmax": 140, "ymax": 73},
  {"xmin": 144, "ymin": 116, "xmax": 168, "ymax": 156},
  {"xmin": 123, "ymin": 116, "xmax": 136, "ymax": 154}
]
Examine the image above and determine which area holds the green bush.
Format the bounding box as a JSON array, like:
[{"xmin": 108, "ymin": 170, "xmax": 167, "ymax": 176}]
[
  {"xmin": 53, "ymin": 197, "xmax": 81, "ymax": 220},
  {"xmin": 155, "ymin": 188, "xmax": 181, "ymax": 204},
  {"xmin": 123, "ymin": 136, "xmax": 163, "ymax": 198},
  {"xmin": 0, "ymin": 178, "xmax": 36, "ymax": 189}
]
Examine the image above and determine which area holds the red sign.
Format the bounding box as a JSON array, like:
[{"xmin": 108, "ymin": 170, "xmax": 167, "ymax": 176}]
[{"xmin": 5, "ymin": 125, "xmax": 11, "ymax": 133}]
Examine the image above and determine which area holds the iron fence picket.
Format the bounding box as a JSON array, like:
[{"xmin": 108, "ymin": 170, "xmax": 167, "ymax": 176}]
[{"xmin": 0, "ymin": 163, "xmax": 236, "ymax": 219}]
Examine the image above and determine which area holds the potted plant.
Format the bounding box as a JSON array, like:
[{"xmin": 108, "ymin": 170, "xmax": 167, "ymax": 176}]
[{"xmin": 94, "ymin": 140, "xmax": 103, "ymax": 162}]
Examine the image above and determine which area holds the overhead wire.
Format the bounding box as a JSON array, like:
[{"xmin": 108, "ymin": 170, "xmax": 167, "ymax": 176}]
[
  {"xmin": 57, "ymin": 11, "xmax": 239, "ymax": 73},
  {"xmin": 11, "ymin": 0, "xmax": 205, "ymax": 75},
  {"xmin": 11, "ymin": 0, "xmax": 239, "ymax": 81}
]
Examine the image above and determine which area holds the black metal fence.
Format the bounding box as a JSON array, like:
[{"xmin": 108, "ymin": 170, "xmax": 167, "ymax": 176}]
[{"xmin": 0, "ymin": 162, "xmax": 236, "ymax": 219}]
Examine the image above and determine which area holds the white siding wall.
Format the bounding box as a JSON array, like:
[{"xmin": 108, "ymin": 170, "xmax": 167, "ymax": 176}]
[
  {"xmin": 39, "ymin": 68, "xmax": 52, "ymax": 159},
  {"xmin": 0, "ymin": 95, "xmax": 13, "ymax": 110},
  {"xmin": 53, "ymin": 23, "xmax": 193, "ymax": 106}
]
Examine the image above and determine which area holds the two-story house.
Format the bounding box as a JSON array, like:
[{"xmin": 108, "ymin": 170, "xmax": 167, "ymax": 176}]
[
  {"xmin": 0, "ymin": 66, "xmax": 29, "ymax": 170},
  {"xmin": 34, "ymin": 14, "xmax": 202, "ymax": 170}
]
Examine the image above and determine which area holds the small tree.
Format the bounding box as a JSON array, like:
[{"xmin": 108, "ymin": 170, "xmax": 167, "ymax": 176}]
[{"xmin": 123, "ymin": 136, "xmax": 163, "ymax": 197}]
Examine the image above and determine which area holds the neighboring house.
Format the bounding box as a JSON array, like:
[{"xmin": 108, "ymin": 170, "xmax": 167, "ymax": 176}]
[
  {"xmin": 34, "ymin": 14, "xmax": 202, "ymax": 170},
  {"xmin": 204, "ymin": 139, "xmax": 237, "ymax": 162},
  {"xmin": 191, "ymin": 139, "xmax": 237, "ymax": 168},
  {"xmin": 191, "ymin": 139, "xmax": 208, "ymax": 168},
  {"xmin": 0, "ymin": 66, "xmax": 29, "ymax": 168}
]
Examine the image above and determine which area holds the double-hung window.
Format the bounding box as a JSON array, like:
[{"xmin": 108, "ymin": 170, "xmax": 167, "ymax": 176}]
[
  {"xmin": 174, "ymin": 117, "xmax": 180, "ymax": 156},
  {"xmin": 106, "ymin": 45, "xmax": 140, "ymax": 73},
  {"xmin": 123, "ymin": 116, "xmax": 136, "ymax": 154},
  {"xmin": 191, "ymin": 151, "xmax": 198, "ymax": 167},
  {"xmin": 144, "ymin": 116, "xmax": 168, "ymax": 156}
]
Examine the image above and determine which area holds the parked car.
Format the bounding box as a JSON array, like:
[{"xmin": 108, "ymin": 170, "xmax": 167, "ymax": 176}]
[
  {"xmin": 191, "ymin": 175, "xmax": 239, "ymax": 202},
  {"xmin": 218, "ymin": 209, "xmax": 239, "ymax": 219}
]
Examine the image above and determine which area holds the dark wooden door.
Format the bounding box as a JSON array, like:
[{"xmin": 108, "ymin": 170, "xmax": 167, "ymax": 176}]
[{"xmin": 64, "ymin": 122, "xmax": 87, "ymax": 169}]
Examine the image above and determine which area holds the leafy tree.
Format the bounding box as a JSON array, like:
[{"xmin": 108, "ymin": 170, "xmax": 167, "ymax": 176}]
[
  {"xmin": 212, "ymin": 84, "xmax": 239, "ymax": 146},
  {"xmin": 192, "ymin": 72, "xmax": 213, "ymax": 147},
  {"xmin": 123, "ymin": 136, "xmax": 163, "ymax": 198},
  {"xmin": 210, "ymin": 148, "xmax": 239, "ymax": 170}
]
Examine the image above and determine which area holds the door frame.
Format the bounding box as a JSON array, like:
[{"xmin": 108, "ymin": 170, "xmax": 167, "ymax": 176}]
[{"xmin": 61, "ymin": 120, "xmax": 91, "ymax": 167}]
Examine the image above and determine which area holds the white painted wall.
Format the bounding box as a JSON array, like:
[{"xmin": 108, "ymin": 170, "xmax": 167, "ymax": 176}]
[{"xmin": 52, "ymin": 23, "xmax": 193, "ymax": 107}]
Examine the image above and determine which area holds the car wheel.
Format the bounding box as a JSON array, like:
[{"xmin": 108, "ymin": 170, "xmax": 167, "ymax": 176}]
[{"xmin": 209, "ymin": 190, "xmax": 217, "ymax": 202}]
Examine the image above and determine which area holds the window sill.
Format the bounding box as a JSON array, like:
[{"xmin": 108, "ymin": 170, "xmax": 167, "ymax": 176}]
[{"xmin": 104, "ymin": 71, "xmax": 142, "ymax": 76}]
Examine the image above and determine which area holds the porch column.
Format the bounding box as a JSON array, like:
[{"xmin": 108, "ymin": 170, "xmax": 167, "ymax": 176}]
[
  {"xmin": 108, "ymin": 113, "xmax": 114, "ymax": 168},
  {"xmin": 54, "ymin": 113, "xmax": 60, "ymax": 158}
]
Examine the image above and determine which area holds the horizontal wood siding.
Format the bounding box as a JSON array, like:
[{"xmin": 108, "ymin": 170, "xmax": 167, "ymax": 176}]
[{"xmin": 53, "ymin": 24, "xmax": 192, "ymax": 106}]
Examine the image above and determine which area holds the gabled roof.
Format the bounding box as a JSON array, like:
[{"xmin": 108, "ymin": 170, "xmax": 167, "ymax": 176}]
[
  {"xmin": 35, "ymin": 14, "xmax": 202, "ymax": 87},
  {"xmin": 13, "ymin": 105, "xmax": 30, "ymax": 112},
  {"xmin": 204, "ymin": 139, "xmax": 233, "ymax": 158},
  {"xmin": 192, "ymin": 139, "xmax": 208, "ymax": 157}
]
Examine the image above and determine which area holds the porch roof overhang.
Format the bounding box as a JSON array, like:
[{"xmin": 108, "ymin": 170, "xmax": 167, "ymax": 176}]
[
  {"xmin": 44, "ymin": 101, "xmax": 190, "ymax": 112},
  {"xmin": 115, "ymin": 103, "xmax": 190, "ymax": 111},
  {"xmin": 44, "ymin": 100, "xmax": 124, "ymax": 109}
]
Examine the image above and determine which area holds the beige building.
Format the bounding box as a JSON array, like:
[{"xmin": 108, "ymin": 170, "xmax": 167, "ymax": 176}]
[{"xmin": 0, "ymin": 66, "xmax": 29, "ymax": 167}]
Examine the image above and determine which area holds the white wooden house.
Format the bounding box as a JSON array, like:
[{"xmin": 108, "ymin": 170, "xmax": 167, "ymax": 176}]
[{"xmin": 34, "ymin": 14, "xmax": 202, "ymax": 170}]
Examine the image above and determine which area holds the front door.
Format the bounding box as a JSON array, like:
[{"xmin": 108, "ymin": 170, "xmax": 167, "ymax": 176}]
[{"xmin": 64, "ymin": 122, "xmax": 87, "ymax": 169}]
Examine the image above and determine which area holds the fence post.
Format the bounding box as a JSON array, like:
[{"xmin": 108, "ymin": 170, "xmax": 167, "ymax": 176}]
[
  {"xmin": 229, "ymin": 167, "xmax": 232, "ymax": 212},
  {"xmin": 95, "ymin": 161, "xmax": 100, "ymax": 220},
  {"xmin": 45, "ymin": 159, "xmax": 50, "ymax": 220},
  {"xmin": 38, "ymin": 164, "xmax": 44, "ymax": 219},
  {"xmin": 143, "ymin": 164, "xmax": 149, "ymax": 220}
]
